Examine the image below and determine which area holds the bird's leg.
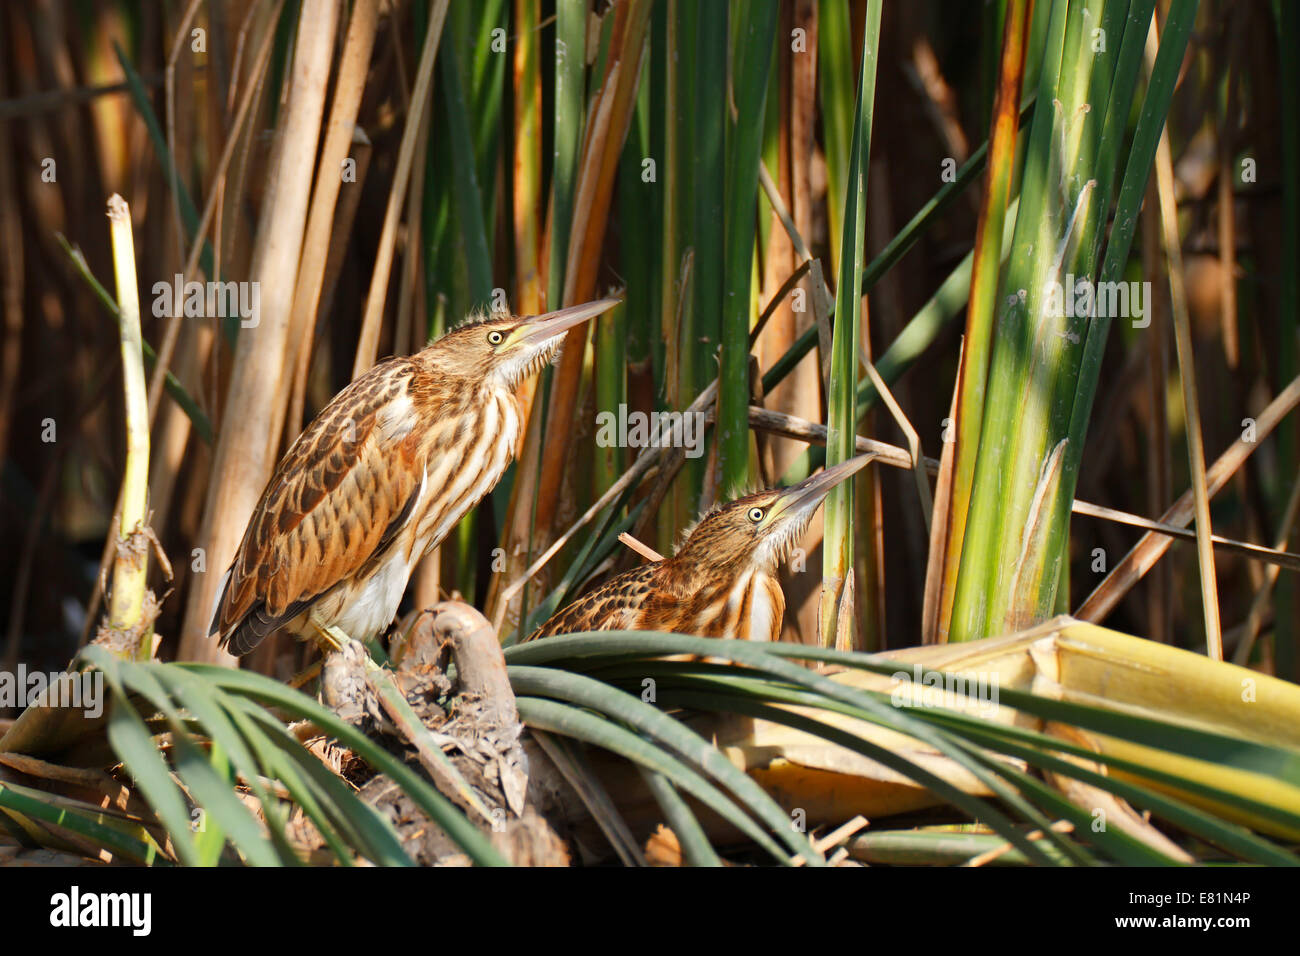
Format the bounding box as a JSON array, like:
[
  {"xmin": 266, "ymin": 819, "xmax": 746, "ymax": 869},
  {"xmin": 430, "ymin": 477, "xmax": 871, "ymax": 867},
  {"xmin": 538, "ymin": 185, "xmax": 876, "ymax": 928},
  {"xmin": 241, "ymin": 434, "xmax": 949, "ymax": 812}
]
[
  {"xmin": 284, "ymin": 622, "xmax": 350, "ymax": 689},
  {"xmin": 309, "ymin": 620, "xmax": 355, "ymax": 654},
  {"xmin": 288, "ymin": 623, "xmax": 369, "ymax": 691},
  {"xmin": 286, "ymin": 661, "xmax": 323, "ymax": 690}
]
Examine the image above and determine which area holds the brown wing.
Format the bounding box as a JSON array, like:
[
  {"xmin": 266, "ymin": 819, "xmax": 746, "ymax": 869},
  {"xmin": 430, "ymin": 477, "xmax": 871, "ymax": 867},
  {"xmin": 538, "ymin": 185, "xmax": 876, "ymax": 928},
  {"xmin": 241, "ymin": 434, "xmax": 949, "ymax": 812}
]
[
  {"xmin": 529, "ymin": 563, "xmax": 663, "ymax": 640},
  {"xmin": 212, "ymin": 357, "xmax": 423, "ymax": 655}
]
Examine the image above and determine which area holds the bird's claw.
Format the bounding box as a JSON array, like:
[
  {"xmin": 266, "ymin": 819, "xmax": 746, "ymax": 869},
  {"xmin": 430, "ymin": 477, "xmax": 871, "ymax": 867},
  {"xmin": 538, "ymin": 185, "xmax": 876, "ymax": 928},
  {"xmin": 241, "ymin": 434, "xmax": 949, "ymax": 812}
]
[{"xmin": 311, "ymin": 622, "xmax": 356, "ymax": 655}]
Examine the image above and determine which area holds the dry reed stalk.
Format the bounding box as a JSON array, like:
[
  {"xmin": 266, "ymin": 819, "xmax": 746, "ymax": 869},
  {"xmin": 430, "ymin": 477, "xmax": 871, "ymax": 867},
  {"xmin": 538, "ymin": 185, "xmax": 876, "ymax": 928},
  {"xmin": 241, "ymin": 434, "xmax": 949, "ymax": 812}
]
[
  {"xmin": 351, "ymin": 0, "xmax": 448, "ymax": 378},
  {"xmin": 179, "ymin": 0, "xmax": 341, "ymax": 661}
]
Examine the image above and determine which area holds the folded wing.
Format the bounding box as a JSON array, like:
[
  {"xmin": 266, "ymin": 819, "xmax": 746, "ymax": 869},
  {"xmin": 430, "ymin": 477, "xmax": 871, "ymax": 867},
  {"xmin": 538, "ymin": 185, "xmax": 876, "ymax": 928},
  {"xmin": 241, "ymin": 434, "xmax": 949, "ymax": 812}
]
[{"xmin": 211, "ymin": 358, "xmax": 423, "ymax": 655}]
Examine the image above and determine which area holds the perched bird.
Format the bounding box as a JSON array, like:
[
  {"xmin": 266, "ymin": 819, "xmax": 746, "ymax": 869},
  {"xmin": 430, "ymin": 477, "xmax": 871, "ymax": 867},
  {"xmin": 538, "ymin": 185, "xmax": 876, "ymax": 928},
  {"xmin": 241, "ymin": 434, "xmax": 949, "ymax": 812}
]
[
  {"xmin": 210, "ymin": 298, "xmax": 621, "ymax": 656},
  {"xmin": 530, "ymin": 454, "xmax": 874, "ymax": 643}
]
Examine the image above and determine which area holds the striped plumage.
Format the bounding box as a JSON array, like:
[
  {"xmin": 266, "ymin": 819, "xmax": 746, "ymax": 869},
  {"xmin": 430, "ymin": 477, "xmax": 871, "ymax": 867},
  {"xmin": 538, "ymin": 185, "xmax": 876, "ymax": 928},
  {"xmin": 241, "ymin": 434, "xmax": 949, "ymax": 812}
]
[
  {"xmin": 531, "ymin": 454, "xmax": 874, "ymax": 643},
  {"xmin": 210, "ymin": 298, "xmax": 620, "ymax": 656}
]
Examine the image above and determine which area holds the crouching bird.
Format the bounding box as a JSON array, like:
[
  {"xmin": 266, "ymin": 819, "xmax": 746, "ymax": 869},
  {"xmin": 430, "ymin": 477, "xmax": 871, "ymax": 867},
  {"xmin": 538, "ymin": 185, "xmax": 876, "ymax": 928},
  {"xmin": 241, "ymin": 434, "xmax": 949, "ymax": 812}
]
[
  {"xmin": 529, "ymin": 453, "xmax": 874, "ymax": 643},
  {"xmin": 209, "ymin": 298, "xmax": 621, "ymax": 656}
]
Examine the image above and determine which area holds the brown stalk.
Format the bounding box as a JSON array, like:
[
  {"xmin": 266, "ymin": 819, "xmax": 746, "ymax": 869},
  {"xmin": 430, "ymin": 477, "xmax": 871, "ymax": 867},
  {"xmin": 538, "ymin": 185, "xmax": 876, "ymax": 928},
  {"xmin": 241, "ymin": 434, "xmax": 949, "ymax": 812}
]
[
  {"xmin": 351, "ymin": 0, "xmax": 449, "ymax": 378},
  {"xmin": 1140, "ymin": 177, "xmax": 1171, "ymax": 644},
  {"xmin": 290, "ymin": 128, "xmax": 374, "ymax": 434},
  {"xmin": 160, "ymin": 0, "xmax": 205, "ymax": 375},
  {"xmin": 280, "ymin": 0, "xmax": 380, "ymax": 445},
  {"xmin": 754, "ymin": 156, "xmax": 825, "ymax": 633},
  {"xmin": 394, "ymin": 103, "xmax": 430, "ymax": 361},
  {"xmin": 1149, "ymin": 19, "xmax": 1221, "ymax": 659},
  {"xmin": 143, "ymin": 0, "xmax": 282, "ymax": 550},
  {"xmin": 758, "ymin": 0, "xmax": 822, "ymax": 483},
  {"xmin": 178, "ymin": 0, "xmax": 340, "ymax": 661},
  {"xmin": 217, "ymin": 0, "xmax": 279, "ymax": 288},
  {"xmin": 617, "ymin": 532, "xmax": 664, "ymax": 563},
  {"xmin": 1076, "ymin": 372, "xmax": 1300, "ymax": 623},
  {"xmin": 921, "ymin": 339, "xmax": 962, "ymax": 644},
  {"xmin": 1231, "ymin": 470, "xmax": 1300, "ymax": 664},
  {"xmin": 147, "ymin": 0, "xmax": 282, "ymax": 427},
  {"xmin": 483, "ymin": 0, "xmax": 547, "ymax": 630},
  {"xmin": 0, "ymin": 13, "xmax": 23, "ymax": 468},
  {"xmin": 1217, "ymin": 3, "xmax": 1245, "ymax": 369},
  {"xmin": 532, "ymin": 0, "xmax": 651, "ymax": 539},
  {"xmin": 512, "ymin": 0, "xmax": 545, "ymax": 321}
]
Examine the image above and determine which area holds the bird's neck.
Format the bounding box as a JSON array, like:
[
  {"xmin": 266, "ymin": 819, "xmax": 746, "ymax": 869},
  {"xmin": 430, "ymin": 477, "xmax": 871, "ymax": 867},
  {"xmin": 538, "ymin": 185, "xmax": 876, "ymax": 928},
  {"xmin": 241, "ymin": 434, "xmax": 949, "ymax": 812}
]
[
  {"xmin": 658, "ymin": 558, "xmax": 784, "ymax": 642},
  {"xmin": 408, "ymin": 384, "xmax": 522, "ymax": 556}
]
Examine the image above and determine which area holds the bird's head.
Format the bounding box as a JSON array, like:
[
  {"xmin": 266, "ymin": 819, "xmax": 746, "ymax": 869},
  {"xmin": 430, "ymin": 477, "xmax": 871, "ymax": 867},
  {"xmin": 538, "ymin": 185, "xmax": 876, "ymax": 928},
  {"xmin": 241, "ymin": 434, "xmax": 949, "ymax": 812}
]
[
  {"xmin": 422, "ymin": 298, "xmax": 621, "ymax": 391},
  {"xmin": 675, "ymin": 454, "xmax": 876, "ymax": 573}
]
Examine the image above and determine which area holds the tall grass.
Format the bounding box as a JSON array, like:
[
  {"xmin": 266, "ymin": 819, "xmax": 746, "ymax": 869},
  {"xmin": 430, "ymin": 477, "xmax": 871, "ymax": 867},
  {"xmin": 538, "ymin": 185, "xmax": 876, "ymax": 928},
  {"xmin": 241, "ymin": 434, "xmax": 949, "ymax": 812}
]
[
  {"xmin": 4, "ymin": 0, "xmax": 1300, "ymax": 866},
  {"xmin": 945, "ymin": 0, "xmax": 1202, "ymax": 643}
]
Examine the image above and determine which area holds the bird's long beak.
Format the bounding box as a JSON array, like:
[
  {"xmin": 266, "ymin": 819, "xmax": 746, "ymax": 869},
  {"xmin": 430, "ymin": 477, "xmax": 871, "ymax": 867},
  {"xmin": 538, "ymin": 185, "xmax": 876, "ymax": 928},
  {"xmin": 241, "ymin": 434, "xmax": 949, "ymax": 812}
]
[
  {"xmin": 510, "ymin": 297, "xmax": 622, "ymax": 348},
  {"xmin": 770, "ymin": 453, "xmax": 875, "ymax": 520}
]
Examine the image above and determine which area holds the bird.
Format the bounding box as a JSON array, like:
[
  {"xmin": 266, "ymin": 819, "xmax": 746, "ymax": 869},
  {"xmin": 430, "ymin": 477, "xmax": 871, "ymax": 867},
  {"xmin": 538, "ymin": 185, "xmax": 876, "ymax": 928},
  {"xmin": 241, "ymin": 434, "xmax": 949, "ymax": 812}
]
[
  {"xmin": 209, "ymin": 297, "xmax": 621, "ymax": 657},
  {"xmin": 529, "ymin": 453, "xmax": 874, "ymax": 643}
]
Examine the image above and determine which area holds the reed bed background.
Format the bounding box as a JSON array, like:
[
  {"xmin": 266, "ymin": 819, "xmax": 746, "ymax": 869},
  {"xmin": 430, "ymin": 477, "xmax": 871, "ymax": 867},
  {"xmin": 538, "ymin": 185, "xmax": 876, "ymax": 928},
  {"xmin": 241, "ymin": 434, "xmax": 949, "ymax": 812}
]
[
  {"xmin": 0, "ymin": 0, "xmax": 1298, "ymax": 867},
  {"xmin": 1, "ymin": 0, "xmax": 1294, "ymax": 675}
]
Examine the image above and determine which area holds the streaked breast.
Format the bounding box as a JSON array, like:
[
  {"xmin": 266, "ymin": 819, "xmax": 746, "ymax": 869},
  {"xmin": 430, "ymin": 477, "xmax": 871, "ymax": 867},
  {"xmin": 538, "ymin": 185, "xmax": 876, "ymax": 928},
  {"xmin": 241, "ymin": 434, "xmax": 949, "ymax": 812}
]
[{"xmin": 412, "ymin": 390, "xmax": 521, "ymax": 555}]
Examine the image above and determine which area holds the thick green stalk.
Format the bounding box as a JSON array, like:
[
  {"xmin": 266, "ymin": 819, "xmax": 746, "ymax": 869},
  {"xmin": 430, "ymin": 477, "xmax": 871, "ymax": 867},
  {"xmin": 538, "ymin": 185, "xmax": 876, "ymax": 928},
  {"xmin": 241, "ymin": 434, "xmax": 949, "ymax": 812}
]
[
  {"xmin": 949, "ymin": 0, "xmax": 1076, "ymax": 641},
  {"xmin": 933, "ymin": 0, "xmax": 1034, "ymax": 644},
  {"xmin": 717, "ymin": 1, "xmax": 779, "ymax": 497},
  {"xmin": 820, "ymin": 0, "xmax": 881, "ymax": 647},
  {"xmin": 1041, "ymin": 0, "xmax": 1197, "ymax": 625},
  {"xmin": 468, "ymin": 0, "xmax": 507, "ymax": 212},
  {"xmin": 949, "ymin": 0, "xmax": 1170, "ymax": 640},
  {"xmin": 817, "ymin": 0, "xmax": 854, "ymax": 275},
  {"xmin": 439, "ymin": 37, "xmax": 493, "ymax": 309}
]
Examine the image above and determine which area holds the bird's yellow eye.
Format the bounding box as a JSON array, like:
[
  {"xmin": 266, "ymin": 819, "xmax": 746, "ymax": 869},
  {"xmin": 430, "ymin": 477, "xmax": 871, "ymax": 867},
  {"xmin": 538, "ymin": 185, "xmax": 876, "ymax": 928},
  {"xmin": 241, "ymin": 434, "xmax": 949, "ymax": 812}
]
[
  {"xmin": 487, "ymin": 330, "xmax": 505, "ymax": 345},
  {"xmin": 747, "ymin": 507, "xmax": 764, "ymax": 522}
]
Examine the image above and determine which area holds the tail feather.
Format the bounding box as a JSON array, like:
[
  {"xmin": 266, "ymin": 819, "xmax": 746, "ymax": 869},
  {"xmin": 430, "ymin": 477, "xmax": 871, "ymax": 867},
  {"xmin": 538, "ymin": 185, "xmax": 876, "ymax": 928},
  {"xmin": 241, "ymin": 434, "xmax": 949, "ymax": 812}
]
[
  {"xmin": 208, "ymin": 566, "xmax": 307, "ymax": 657},
  {"xmin": 206, "ymin": 568, "xmax": 232, "ymax": 641}
]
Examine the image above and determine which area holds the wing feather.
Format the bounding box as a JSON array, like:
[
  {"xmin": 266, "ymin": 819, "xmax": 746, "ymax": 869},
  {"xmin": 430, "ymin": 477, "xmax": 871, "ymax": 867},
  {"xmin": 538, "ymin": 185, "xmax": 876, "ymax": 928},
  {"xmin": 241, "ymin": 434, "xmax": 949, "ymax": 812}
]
[
  {"xmin": 211, "ymin": 358, "xmax": 423, "ymax": 653},
  {"xmin": 530, "ymin": 563, "xmax": 663, "ymax": 640}
]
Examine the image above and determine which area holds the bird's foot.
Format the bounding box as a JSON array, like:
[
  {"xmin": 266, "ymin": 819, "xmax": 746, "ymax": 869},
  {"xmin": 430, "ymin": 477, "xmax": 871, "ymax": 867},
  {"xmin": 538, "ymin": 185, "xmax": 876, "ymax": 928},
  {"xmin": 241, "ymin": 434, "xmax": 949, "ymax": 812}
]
[
  {"xmin": 310, "ymin": 621, "xmax": 356, "ymax": 655},
  {"xmin": 285, "ymin": 624, "xmax": 353, "ymax": 689}
]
